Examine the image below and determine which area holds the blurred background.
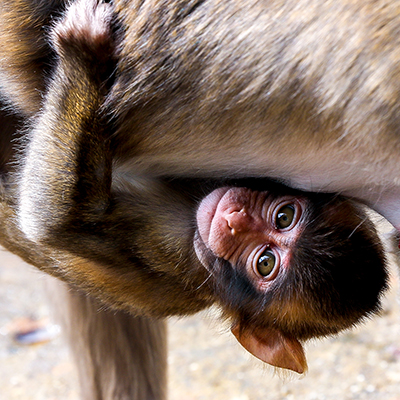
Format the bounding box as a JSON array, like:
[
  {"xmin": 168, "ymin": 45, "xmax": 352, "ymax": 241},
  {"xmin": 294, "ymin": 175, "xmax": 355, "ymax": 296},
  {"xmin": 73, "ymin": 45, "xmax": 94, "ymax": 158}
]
[{"xmin": 1, "ymin": 222, "xmax": 400, "ymax": 400}]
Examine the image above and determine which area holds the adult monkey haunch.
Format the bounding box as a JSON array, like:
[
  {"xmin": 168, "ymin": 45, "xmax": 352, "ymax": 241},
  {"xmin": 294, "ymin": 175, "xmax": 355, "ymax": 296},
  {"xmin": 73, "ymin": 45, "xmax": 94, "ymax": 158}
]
[{"xmin": 14, "ymin": 0, "xmax": 388, "ymax": 377}]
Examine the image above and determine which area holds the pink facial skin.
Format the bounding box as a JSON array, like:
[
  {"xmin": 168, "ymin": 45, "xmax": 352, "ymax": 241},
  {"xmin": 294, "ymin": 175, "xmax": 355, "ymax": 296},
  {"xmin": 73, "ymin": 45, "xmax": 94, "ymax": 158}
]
[{"xmin": 196, "ymin": 187, "xmax": 308, "ymax": 291}]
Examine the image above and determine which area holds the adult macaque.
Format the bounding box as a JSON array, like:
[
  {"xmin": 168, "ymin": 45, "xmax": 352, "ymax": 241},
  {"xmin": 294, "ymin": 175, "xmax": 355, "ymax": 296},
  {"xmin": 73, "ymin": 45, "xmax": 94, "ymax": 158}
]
[{"xmin": 0, "ymin": 0, "xmax": 397, "ymax": 399}]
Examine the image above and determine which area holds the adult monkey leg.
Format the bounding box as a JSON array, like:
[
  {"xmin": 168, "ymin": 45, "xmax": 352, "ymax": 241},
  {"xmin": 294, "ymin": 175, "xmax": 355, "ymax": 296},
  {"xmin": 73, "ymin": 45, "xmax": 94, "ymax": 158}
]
[
  {"xmin": 49, "ymin": 280, "xmax": 167, "ymax": 400},
  {"xmin": 0, "ymin": 3, "xmax": 168, "ymax": 399},
  {"xmin": 18, "ymin": 0, "xmax": 213, "ymax": 317},
  {"xmin": 0, "ymin": 92, "xmax": 168, "ymax": 400}
]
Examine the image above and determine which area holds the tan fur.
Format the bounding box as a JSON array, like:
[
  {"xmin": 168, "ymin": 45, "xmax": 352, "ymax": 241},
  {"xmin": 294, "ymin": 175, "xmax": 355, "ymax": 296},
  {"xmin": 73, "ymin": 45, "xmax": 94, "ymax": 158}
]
[{"xmin": 0, "ymin": 0, "xmax": 397, "ymax": 398}]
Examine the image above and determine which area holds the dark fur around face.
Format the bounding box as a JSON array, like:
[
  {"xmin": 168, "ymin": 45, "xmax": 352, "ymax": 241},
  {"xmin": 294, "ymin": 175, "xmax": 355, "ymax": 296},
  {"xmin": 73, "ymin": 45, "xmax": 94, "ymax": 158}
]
[
  {"xmin": 289, "ymin": 198, "xmax": 388, "ymax": 338},
  {"xmin": 200, "ymin": 188, "xmax": 388, "ymax": 341}
]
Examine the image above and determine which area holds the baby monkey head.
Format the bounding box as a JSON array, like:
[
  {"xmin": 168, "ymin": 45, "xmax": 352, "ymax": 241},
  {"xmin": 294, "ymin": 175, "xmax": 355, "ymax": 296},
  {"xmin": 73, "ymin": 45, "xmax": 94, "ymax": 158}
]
[{"xmin": 194, "ymin": 185, "xmax": 388, "ymax": 374}]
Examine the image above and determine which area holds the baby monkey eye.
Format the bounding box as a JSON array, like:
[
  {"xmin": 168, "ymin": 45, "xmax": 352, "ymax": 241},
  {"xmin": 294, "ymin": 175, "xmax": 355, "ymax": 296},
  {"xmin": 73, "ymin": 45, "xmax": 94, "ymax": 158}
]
[
  {"xmin": 257, "ymin": 250, "xmax": 276, "ymax": 277},
  {"xmin": 276, "ymin": 204, "xmax": 295, "ymax": 229}
]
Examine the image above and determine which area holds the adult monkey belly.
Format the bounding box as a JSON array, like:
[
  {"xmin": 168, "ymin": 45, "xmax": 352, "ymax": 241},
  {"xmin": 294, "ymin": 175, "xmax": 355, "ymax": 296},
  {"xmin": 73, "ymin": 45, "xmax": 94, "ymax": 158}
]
[{"xmin": 109, "ymin": 0, "xmax": 400, "ymax": 234}]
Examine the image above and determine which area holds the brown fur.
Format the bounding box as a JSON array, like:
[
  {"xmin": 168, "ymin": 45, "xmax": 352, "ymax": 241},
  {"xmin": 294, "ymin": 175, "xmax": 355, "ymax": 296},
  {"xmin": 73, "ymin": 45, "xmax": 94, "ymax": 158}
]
[
  {"xmin": 0, "ymin": 0, "xmax": 397, "ymax": 398},
  {"xmin": 47, "ymin": 278, "xmax": 167, "ymax": 400},
  {"xmin": 0, "ymin": 0, "xmax": 63, "ymax": 114}
]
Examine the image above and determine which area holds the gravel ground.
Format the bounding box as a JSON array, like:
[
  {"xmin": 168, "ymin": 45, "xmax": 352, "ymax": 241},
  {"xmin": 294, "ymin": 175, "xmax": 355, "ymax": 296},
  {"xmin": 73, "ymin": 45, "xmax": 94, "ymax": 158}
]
[{"xmin": 1, "ymin": 233, "xmax": 400, "ymax": 400}]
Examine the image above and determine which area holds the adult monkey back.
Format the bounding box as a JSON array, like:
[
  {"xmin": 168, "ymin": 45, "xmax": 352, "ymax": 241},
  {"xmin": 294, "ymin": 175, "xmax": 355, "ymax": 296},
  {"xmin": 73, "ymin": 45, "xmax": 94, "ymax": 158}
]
[{"xmin": 0, "ymin": 0, "xmax": 395, "ymax": 398}]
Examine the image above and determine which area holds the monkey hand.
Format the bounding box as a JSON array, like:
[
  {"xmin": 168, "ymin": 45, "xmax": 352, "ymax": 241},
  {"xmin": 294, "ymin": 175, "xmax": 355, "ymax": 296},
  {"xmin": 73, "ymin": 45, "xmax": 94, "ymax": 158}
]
[{"xmin": 51, "ymin": 0, "xmax": 116, "ymax": 82}]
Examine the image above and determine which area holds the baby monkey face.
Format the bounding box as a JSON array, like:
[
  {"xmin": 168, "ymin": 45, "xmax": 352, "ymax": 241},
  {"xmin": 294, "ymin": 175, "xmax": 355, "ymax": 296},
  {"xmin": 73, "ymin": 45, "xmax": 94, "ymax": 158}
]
[
  {"xmin": 196, "ymin": 187, "xmax": 307, "ymax": 291},
  {"xmin": 194, "ymin": 185, "xmax": 388, "ymax": 373}
]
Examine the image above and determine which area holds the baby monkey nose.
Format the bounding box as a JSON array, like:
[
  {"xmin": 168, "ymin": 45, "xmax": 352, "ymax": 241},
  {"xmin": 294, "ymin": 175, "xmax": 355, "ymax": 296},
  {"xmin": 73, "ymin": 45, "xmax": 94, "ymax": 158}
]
[{"xmin": 225, "ymin": 209, "xmax": 251, "ymax": 235}]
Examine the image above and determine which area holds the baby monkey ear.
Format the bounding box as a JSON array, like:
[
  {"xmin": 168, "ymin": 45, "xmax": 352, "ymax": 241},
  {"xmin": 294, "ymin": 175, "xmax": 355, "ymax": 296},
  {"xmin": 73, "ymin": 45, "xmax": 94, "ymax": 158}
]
[{"xmin": 231, "ymin": 325, "xmax": 307, "ymax": 374}]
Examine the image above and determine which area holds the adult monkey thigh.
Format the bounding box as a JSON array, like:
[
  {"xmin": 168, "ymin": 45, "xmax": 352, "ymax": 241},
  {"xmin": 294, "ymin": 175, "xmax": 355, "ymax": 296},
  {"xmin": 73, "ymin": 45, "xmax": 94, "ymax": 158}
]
[{"xmin": 15, "ymin": 0, "xmax": 387, "ymax": 379}]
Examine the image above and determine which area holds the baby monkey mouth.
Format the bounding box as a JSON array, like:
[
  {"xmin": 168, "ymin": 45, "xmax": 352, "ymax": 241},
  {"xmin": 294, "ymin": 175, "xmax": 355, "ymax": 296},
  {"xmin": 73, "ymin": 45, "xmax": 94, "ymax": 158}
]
[{"xmin": 196, "ymin": 186, "xmax": 231, "ymax": 247}]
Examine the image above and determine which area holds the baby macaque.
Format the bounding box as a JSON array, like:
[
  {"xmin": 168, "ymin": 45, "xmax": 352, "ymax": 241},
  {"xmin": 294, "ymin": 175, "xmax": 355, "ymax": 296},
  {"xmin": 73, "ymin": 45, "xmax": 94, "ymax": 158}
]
[{"xmin": 194, "ymin": 183, "xmax": 387, "ymax": 372}]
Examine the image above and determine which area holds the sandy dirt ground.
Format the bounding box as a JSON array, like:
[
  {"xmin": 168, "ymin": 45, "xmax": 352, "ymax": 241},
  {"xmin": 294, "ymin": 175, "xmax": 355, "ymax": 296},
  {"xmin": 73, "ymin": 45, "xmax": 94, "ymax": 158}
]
[{"xmin": 1, "ymin": 230, "xmax": 400, "ymax": 400}]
